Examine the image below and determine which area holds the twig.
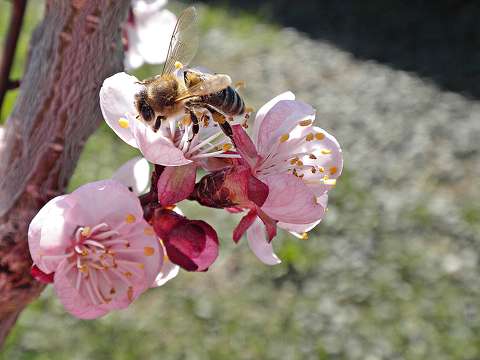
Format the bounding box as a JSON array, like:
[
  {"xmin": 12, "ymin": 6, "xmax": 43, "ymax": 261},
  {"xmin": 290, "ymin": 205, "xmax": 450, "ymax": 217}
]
[{"xmin": 0, "ymin": 0, "xmax": 27, "ymax": 114}]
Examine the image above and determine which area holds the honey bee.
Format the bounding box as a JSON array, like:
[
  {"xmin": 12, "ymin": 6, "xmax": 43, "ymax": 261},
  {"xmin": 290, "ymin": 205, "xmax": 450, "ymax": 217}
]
[{"xmin": 134, "ymin": 6, "xmax": 246, "ymax": 139}]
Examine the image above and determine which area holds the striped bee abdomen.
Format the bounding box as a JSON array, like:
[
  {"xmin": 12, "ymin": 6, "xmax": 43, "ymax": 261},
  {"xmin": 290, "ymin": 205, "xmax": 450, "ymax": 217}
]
[{"xmin": 202, "ymin": 86, "xmax": 245, "ymax": 116}]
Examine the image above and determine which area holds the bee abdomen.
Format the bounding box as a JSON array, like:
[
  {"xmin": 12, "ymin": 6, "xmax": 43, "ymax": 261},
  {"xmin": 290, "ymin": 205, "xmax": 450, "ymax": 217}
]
[{"xmin": 204, "ymin": 86, "xmax": 245, "ymax": 116}]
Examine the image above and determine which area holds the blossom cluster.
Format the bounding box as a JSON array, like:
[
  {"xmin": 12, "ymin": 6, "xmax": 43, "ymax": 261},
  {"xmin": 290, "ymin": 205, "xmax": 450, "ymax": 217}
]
[{"xmin": 27, "ymin": 1, "xmax": 342, "ymax": 318}]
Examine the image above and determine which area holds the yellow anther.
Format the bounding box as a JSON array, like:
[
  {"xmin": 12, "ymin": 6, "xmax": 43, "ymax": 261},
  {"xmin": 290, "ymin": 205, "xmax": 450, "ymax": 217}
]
[
  {"xmin": 329, "ymin": 166, "xmax": 338, "ymax": 175},
  {"xmin": 118, "ymin": 117, "xmax": 129, "ymax": 129},
  {"xmin": 79, "ymin": 265, "xmax": 89, "ymax": 273},
  {"xmin": 181, "ymin": 115, "xmax": 192, "ymax": 126},
  {"xmin": 81, "ymin": 226, "xmax": 91, "ymax": 237},
  {"xmin": 222, "ymin": 143, "xmax": 233, "ymax": 151},
  {"xmin": 144, "ymin": 246, "xmax": 155, "ymax": 256},
  {"xmin": 245, "ymin": 106, "xmax": 254, "ymax": 113},
  {"xmin": 290, "ymin": 157, "xmax": 299, "ymax": 165},
  {"xmin": 138, "ymin": 263, "xmax": 145, "ymax": 269},
  {"xmin": 124, "ymin": 271, "xmax": 133, "ymax": 278},
  {"xmin": 297, "ymin": 160, "xmax": 304, "ymax": 167},
  {"xmin": 315, "ymin": 132, "xmax": 325, "ymax": 140},
  {"xmin": 321, "ymin": 149, "xmax": 332, "ymax": 155},
  {"xmin": 299, "ymin": 119, "xmax": 313, "ymax": 126},
  {"xmin": 81, "ymin": 249, "xmax": 88, "ymax": 256},
  {"xmin": 318, "ymin": 166, "xmax": 325, "ymax": 173},
  {"xmin": 144, "ymin": 227, "xmax": 154, "ymax": 236},
  {"xmin": 309, "ymin": 154, "xmax": 317, "ymax": 159},
  {"xmin": 279, "ymin": 134, "xmax": 290, "ymax": 143},
  {"xmin": 127, "ymin": 286, "xmax": 134, "ymax": 301},
  {"xmin": 174, "ymin": 61, "xmax": 184, "ymax": 69},
  {"xmin": 300, "ymin": 232, "xmax": 309, "ymax": 240},
  {"xmin": 324, "ymin": 179, "xmax": 337, "ymax": 186},
  {"xmin": 305, "ymin": 133, "xmax": 314, "ymax": 141},
  {"xmin": 125, "ymin": 214, "xmax": 136, "ymax": 224}
]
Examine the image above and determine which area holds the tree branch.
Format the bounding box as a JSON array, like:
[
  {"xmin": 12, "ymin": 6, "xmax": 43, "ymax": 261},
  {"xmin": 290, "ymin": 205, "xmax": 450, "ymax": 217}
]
[
  {"xmin": 0, "ymin": 0, "xmax": 27, "ymax": 114},
  {"xmin": 0, "ymin": 0, "xmax": 130, "ymax": 347}
]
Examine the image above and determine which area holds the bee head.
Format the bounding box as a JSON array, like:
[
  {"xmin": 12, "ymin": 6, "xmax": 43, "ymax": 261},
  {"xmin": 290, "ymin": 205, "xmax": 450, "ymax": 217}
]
[{"xmin": 134, "ymin": 89, "xmax": 155, "ymax": 124}]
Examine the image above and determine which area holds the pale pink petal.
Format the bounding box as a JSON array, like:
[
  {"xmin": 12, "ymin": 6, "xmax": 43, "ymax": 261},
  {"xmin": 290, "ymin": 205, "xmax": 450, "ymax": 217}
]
[
  {"xmin": 153, "ymin": 257, "xmax": 180, "ymax": 287},
  {"xmin": 246, "ymin": 218, "xmax": 281, "ymax": 266},
  {"xmin": 278, "ymin": 194, "xmax": 328, "ymax": 236},
  {"xmin": 252, "ymin": 91, "xmax": 295, "ymax": 144},
  {"xmin": 257, "ymin": 100, "xmax": 315, "ymax": 157},
  {"xmin": 157, "ymin": 164, "xmax": 196, "ymax": 206},
  {"xmin": 28, "ymin": 195, "xmax": 78, "ymax": 274},
  {"xmin": 111, "ymin": 157, "xmax": 150, "ymax": 195},
  {"xmin": 124, "ymin": 35, "xmax": 145, "ymax": 70},
  {"xmin": 53, "ymin": 260, "xmax": 109, "ymax": 319},
  {"xmin": 132, "ymin": 0, "xmax": 168, "ymax": 15},
  {"xmin": 135, "ymin": 9, "xmax": 177, "ymax": 64},
  {"xmin": 68, "ymin": 180, "xmax": 144, "ymax": 226},
  {"xmin": 133, "ymin": 120, "xmax": 192, "ymax": 166},
  {"xmin": 99, "ymin": 72, "xmax": 142, "ymax": 148},
  {"xmin": 261, "ymin": 174, "xmax": 326, "ymax": 224}
]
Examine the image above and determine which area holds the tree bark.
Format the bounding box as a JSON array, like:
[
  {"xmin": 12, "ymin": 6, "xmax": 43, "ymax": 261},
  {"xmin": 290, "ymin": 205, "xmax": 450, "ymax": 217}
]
[{"xmin": 0, "ymin": 0, "xmax": 130, "ymax": 347}]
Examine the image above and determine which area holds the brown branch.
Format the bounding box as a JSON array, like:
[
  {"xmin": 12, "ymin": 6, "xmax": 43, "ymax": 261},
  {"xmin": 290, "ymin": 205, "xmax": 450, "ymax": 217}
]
[
  {"xmin": 0, "ymin": 0, "xmax": 131, "ymax": 347},
  {"xmin": 0, "ymin": 0, "xmax": 27, "ymax": 114}
]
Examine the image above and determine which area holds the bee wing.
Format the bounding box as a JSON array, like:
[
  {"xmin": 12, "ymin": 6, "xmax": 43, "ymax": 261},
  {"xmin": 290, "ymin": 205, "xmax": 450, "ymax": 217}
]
[
  {"xmin": 161, "ymin": 6, "xmax": 199, "ymax": 76},
  {"xmin": 176, "ymin": 73, "xmax": 232, "ymax": 100}
]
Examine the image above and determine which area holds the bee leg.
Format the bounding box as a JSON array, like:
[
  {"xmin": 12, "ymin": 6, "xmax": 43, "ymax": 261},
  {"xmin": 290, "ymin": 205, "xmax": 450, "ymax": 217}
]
[
  {"xmin": 188, "ymin": 109, "xmax": 199, "ymax": 142},
  {"xmin": 153, "ymin": 115, "xmax": 165, "ymax": 132},
  {"xmin": 203, "ymin": 104, "xmax": 235, "ymax": 144}
]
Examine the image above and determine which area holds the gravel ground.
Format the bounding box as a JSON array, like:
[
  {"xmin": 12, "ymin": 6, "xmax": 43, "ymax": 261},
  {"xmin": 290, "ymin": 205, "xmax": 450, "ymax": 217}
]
[{"xmin": 3, "ymin": 4, "xmax": 480, "ymax": 360}]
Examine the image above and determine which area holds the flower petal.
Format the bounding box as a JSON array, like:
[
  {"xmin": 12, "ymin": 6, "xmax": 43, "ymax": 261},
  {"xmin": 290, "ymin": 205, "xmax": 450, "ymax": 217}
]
[
  {"xmin": 99, "ymin": 72, "xmax": 142, "ymax": 148},
  {"xmin": 111, "ymin": 157, "xmax": 150, "ymax": 195},
  {"xmin": 252, "ymin": 91, "xmax": 295, "ymax": 145},
  {"xmin": 157, "ymin": 164, "xmax": 196, "ymax": 206},
  {"xmin": 28, "ymin": 195, "xmax": 78, "ymax": 274},
  {"xmin": 153, "ymin": 255, "xmax": 180, "ymax": 287},
  {"xmin": 261, "ymin": 174, "xmax": 326, "ymax": 224},
  {"xmin": 133, "ymin": 120, "xmax": 192, "ymax": 166},
  {"xmin": 135, "ymin": 9, "xmax": 177, "ymax": 64},
  {"xmin": 246, "ymin": 218, "xmax": 281, "ymax": 265},
  {"xmin": 256, "ymin": 99, "xmax": 315, "ymax": 157}
]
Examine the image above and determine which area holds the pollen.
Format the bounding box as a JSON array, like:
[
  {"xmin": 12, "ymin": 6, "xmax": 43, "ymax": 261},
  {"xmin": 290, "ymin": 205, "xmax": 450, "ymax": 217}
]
[
  {"xmin": 309, "ymin": 154, "xmax": 317, "ymax": 159},
  {"xmin": 279, "ymin": 134, "xmax": 290, "ymax": 143},
  {"xmin": 138, "ymin": 263, "xmax": 145, "ymax": 269},
  {"xmin": 144, "ymin": 227, "xmax": 154, "ymax": 236},
  {"xmin": 174, "ymin": 61, "xmax": 184, "ymax": 69},
  {"xmin": 290, "ymin": 157, "xmax": 299, "ymax": 165},
  {"xmin": 125, "ymin": 214, "xmax": 136, "ymax": 224},
  {"xmin": 329, "ymin": 166, "xmax": 338, "ymax": 175},
  {"xmin": 318, "ymin": 166, "xmax": 325, "ymax": 173},
  {"xmin": 299, "ymin": 119, "xmax": 313, "ymax": 126},
  {"xmin": 311, "ymin": 167, "xmax": 317, "ymax": 173},
  {"xmin": 222, "ymin": 143, "xmax": 233, "ymax": 151},
  {"xmin": 324, "ymin": 178, "xmax": 337, "ymax": 186},
  {"xmin": 305, "ymin": 133, "xmax": 314, "ymax": 141},
  {"xmin": 118, "ymin": 117, "xmax": 129, "ymax": 129},
  {"xmin": 315, "ymin": 132, "xmax": 325, "ymax": 140},
  {"xmin": 181, "ymin": 115, "xmax": 192, "ymax": 126},
  {"xmin": 300, "ymin": 232, "xmax": 309, "ymax": 240},
  {"xmin": 144, "ymin": 246, "xmax": 155, "ymax": 256},
  {"xmin": 321, "ymin": 149, "xmax": 332, "ymax": 155},
  {"xmin": 297, "ymin": 160, "xmax": 304, "ymax": 167},
  {"xmin": 124, "ymin": 271, "xmax": 133, "ymax": 278},
  {"xmin": 81, "ymin": 227, "xmax": 91, "ymax": 237}
]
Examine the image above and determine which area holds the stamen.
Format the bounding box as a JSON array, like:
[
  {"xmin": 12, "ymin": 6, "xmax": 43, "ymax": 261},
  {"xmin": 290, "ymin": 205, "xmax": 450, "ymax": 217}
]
[
  {"xmin": 300, "ymin": 232, "xmax": 309, "ymax": 240},
  {"xmin": 315, "ymin": 133, "xmax": 325, "ymax": 140},
  {"xmin": 81, "ymin": 227, "xmax": 92, "ymax": 237},
  {"xmin": 91, "ymin": 223, "xmax": 109, "ymax": 234},
  {"xmin": 174, "ymin": 61, "xmax": 183, "ymax": 69},
  {"xmin": 321, "ymin": 149, "xmax": 332, "ymax": 155},
  {"xmin": 144, "ymin": 227, "xmax": 155, "ymax": 236},
  {"xmin": 309, "ymin": 154, "xmax": 317, "ymax": 159},
  {"xmin": 299, "ymin": 119, "xmax": 313, "ymax": 126},
  {"xmin": 144, "ymin": 247, "xmax": 155, "ymax": 256},
  {"xmin": 92, "ymin": 230, "xmax": 120, "ymax": 240},
  {"xmin": 125, "ymin": 214, "xmax": 136, "ymax": 224},
  {"xmin": 118, "ymin": 118, "xmax": 129, "ymax": 129},
  {"xmin": 222, "ymin": 143, "xmax": 233, "ymax": 151},
  {"xmin": 84, "ymin": 240, "xmax": 105, "ymax": 249},
  {"xmin": 305, "ymin": 133, "xmax": 314, "ymax": 141},
  {"xmin": 329, "ymin": 166, "xmax": 338, "ymax": 175},
  {"xmin": 279, "ymin": 134, "xmax": 290, "ymax": 143}
]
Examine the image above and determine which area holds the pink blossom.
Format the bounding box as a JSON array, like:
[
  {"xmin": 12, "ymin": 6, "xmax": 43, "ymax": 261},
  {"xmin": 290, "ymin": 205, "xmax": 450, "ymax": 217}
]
[
  {"xmin": 28, "ymin": 180, "xmax": 164, "ymax": 319},
  {"xmin": 100, "ymin": 73, "xmax": 239, "ymax": 167},
  {"xmin": 192, "ymin": 92, "xmax": 343, "ymax": 265},
  {"xmin": 124, "ymin": 0, "xmax": 177, "ymax": 70}
]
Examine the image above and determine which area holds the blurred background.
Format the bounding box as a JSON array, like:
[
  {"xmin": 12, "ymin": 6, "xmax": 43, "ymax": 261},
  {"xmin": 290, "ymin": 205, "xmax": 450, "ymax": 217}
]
[{"xmin": 1, "ymin": 0, "xmax": 480, "ymax": 359}]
